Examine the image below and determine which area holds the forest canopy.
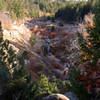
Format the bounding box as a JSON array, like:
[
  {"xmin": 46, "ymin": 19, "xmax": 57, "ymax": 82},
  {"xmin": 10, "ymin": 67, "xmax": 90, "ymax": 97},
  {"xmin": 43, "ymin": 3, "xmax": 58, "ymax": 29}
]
[{"xmin": 0, "ymin": 0, "xmax": 91, "ymax": 21}]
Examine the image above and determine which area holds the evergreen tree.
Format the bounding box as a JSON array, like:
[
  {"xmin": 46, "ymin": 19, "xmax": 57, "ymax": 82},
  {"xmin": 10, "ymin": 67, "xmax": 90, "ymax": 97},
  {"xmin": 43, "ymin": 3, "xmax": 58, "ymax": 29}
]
[
  {"xmin": 34, "ymin": 74, "xmax": 59, "ymax": 100},
  {"xmin": 34, "ymin": 74, "xmax": 51, "ymax": 99},
  {"xmin": 0, "ymin": 0, "xmax": 7, "ymax": 11},
  {"xmin": 78, "ymin": 0, "xmax": 100, "ymax": 65},
  {"xmin": 0, "ymin": 22, "xmax": 60, "ymax": 100},
  {"xmin": 0, "ymin": 22, "xmax": 35, "ymax": 100},
  {"xmin": 0, "ymin": 21, "xmax": 16, "ymax": 85},
  {"xmin": 66, "ymin": 1, "xmax": 100, "ymax": 100},
  {"xmin": 9, "ymin": 0, "xmax": 25, "ymax": 20}
]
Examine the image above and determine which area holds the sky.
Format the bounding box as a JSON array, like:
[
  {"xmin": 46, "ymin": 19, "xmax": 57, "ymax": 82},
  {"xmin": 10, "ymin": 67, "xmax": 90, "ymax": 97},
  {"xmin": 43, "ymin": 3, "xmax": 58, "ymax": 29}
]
[{"xmin": 66, "ymin": 0, "xmax": 88, "ymax": 1}]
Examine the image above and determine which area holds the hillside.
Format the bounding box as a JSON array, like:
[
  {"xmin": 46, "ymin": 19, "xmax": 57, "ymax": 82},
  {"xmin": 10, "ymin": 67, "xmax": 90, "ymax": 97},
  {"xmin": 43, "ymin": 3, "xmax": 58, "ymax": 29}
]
[
  {"xmin": 0, "ymin": 11, "xmax": 79, "ymax": 79},
  {"xmin": 0, "ymin": 0, "xmax": 100, "ymax": 100}
]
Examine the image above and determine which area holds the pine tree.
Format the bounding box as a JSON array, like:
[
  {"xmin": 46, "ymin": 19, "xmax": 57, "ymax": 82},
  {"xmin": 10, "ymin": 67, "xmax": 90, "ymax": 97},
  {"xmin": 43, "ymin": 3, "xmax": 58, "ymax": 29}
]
[
  {"xmin": 0, "ymin": 22, "xmax": 36, "ymax": 100},
  {"xmin": 0, "ymin": 22, "xmax": 3, "ymax": 42},
  {"xmin": 0, "ymin": 22, "xmax": 11, "ymax": 85},
  {"xmin": 34, "ymin": 74, "xmax": 50, "ymax": 99},
  {"xmin": 9, "ymin": 0, "xmax": 25, "ymax": 20},
  {"xmin": 78, "ymin": 0, "xmax": 100, "ymax": 65},
  {"xmin": 34, "ymin": 74, "xmax": 59, "ymax": 100}
]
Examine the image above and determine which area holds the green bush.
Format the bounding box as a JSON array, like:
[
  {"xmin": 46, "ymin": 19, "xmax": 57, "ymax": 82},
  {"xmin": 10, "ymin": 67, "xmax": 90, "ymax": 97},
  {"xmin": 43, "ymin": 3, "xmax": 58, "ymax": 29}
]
[
  {"xmin": 0, "ymin": 0, "xmax": 8, "ymax": 11},
  {"xmin": 22, "ymin": 51, "xmax": 30, "ymax": 60},
  {"xmin": 55, "ymin": 2, "xmax": 91, "ymax": 23},
  {"xmin": 56, "ymin": 79, "xmax": 67, "ymax": 94},
  {"xmin": 9, "ymin": 0, "xmax": 25, "ymax": 20},
  {"xmin": 34, "ymin": 74, "xmax": 59, "ymax": 100},
  {"xmin": 2, "ymin": 66, "xmax": 36, "ymax": 100},
  {"xmin": 29, "ymin": 35, "xmax": 36, "ymax": 46},
  {"xmin": 51, "ymin": 25, "xmax": 55, "ymax": 32},
  {"xmin": 29, "ymin": 8, "xmax": 39, "ymax": 18}
]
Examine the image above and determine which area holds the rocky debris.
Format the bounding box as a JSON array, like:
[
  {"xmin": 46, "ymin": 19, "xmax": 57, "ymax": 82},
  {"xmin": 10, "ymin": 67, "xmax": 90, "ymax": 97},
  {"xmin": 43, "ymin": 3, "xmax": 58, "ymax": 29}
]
[
  {"xmin": 65, "ymin": 92, "xmax": 79, "ymax": 100},
  {"xmin": 43, "ymin": 94, "xmax": 70, "ymax": 100}
]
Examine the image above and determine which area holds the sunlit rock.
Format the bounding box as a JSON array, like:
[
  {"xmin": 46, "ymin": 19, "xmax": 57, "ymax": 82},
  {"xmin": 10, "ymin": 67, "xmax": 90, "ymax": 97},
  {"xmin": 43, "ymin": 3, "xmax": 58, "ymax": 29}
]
[{"xmin": 43, "ymin": 94, "xmax": 70, "ymax": 100}]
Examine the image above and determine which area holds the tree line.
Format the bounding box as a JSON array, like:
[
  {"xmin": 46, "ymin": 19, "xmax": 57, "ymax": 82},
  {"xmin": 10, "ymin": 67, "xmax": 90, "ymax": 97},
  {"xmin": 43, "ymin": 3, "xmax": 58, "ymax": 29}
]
[
  {"xmin": 55, "ymin": 1, "xmax": 92, "ymax": 23},
  {"xmin": 0, "ymin": 0, "xmax": 66, "ymax": 19},
  {"xmin": 0, "ymin": 0, "xmax": 92, "ymax": 21}
]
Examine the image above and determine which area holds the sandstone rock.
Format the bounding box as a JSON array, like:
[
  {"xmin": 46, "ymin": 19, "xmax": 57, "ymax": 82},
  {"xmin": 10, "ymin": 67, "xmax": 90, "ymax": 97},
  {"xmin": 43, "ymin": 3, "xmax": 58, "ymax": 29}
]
[{"xmin": 43, "ymin": 94, "xmax": 70, "ymax": 100}]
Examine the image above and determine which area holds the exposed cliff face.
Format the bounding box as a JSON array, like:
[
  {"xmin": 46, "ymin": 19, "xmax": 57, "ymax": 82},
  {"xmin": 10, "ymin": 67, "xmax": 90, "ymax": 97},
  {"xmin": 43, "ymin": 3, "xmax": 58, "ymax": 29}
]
[
  {"xmin": 3, "ymin": 24, "xmax": 31, "ymax": 42},
  {"xmin": 0, "ymin": 12, "xmax": 31, "ymax": 43}
]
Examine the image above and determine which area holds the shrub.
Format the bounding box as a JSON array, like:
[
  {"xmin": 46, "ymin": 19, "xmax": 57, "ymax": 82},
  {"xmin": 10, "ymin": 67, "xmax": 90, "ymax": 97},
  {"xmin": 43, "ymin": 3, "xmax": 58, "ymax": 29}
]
[
  {"xmin": 29, "ymin": 35, "xmax": 36, "ymax": 46},
  {"xmin": 0, "ymin": 0, "xmax": 7, "ymax": 11},
  {"xmin": 56, "ymin": 79, "xmax": 67, "ymax": 94},
  {"xmin": 29, "ymin": 8, "xmax": 39, "ymax": 18},
  {"xmin": 34, "ymin": 74, "xmax": 59, "ymax": 100},
  {"xmin": 51, "ymin": 25, "xmax": 55, "ymax": 32},
  {"xmin": 55, "ymin": 2, "xmax": 91, "ymax": 23},
  {"xmin": 9, "ymin": 0, "xmax": 25, "ymax": 20},
  {"xmin": 22, "ymin": 51, "xmax": 30, "ymax": 60}
]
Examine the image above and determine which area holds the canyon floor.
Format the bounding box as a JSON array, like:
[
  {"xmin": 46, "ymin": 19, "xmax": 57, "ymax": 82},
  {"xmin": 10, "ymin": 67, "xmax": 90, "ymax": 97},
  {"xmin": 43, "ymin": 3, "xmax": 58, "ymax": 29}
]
[{"xmin": 0, "ymin": 12, "xmax": 86, "ymax": 80}]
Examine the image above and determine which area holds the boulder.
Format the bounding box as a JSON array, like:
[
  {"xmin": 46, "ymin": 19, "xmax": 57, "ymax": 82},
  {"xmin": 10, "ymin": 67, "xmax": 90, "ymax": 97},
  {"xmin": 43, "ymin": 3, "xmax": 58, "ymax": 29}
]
[{"xmin": 43, "ymin": 94, "xmax": 70, "ymax": 100}]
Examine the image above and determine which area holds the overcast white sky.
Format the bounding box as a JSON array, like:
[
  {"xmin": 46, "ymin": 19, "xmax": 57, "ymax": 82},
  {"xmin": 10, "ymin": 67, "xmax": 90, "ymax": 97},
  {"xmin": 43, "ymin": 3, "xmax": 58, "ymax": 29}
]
[{"xmin": 66, "ymin": 0, "xmax": 88, "ymax": 1}]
